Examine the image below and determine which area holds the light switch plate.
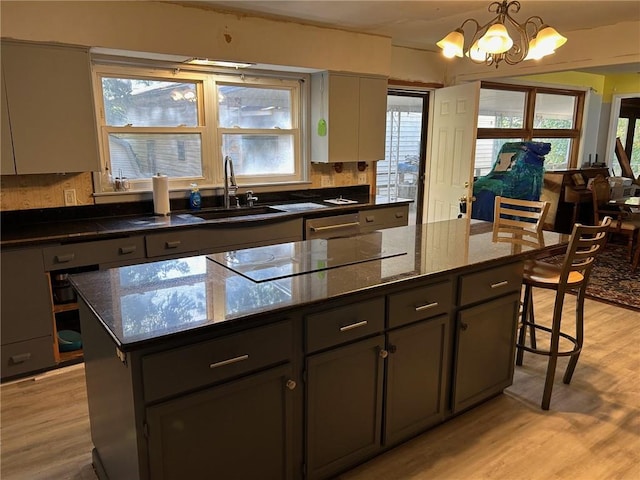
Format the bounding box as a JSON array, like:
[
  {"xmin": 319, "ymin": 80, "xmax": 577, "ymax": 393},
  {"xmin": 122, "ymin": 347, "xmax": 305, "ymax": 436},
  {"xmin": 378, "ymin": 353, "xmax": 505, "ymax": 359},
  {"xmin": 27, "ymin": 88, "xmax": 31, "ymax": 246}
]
[
  {"xmin": 358, "ymin": 173, "xmax": 367, "ymax": 184},
  {"xmin": 64, "ymin": 189, "xmax": 77, "ymax": 206}
]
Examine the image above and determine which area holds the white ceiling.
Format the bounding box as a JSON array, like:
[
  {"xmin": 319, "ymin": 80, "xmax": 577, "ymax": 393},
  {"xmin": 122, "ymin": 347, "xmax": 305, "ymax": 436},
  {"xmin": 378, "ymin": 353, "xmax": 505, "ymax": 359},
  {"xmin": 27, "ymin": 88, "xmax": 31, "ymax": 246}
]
[{"xmin": 186, "ymin": 1, "xmax": 640, "ymax": 52}]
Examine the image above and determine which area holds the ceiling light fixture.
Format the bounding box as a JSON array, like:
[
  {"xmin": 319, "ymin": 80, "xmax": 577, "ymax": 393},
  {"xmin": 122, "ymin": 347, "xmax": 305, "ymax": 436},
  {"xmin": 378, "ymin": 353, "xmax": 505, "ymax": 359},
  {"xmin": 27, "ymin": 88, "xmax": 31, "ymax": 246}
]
[
  {"xmin": 185, "ymin": 58, "xmax": 255, "ymax": 69},
  {"xmin": 436, "ymin": 1, "xmax": 567, "ymax": 68}
]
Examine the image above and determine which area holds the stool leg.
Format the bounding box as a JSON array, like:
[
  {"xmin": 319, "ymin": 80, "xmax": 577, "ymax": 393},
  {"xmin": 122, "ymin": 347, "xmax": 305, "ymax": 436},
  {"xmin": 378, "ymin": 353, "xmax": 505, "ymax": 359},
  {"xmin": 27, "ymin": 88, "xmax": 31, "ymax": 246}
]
[
  {"xmin": 528, "ymin": 290, "xmax": 537, "ymax": 350},
  {"xmin": 563, "ymin": 287, "xmax": 585, "ymax": 384},
  {"xmin": 516, "ymin": 284, "xmax": 532, "ymax": 366},
  {"xmin": 541, "ymin": 289, "xmax": 566, "ymax": 410}
]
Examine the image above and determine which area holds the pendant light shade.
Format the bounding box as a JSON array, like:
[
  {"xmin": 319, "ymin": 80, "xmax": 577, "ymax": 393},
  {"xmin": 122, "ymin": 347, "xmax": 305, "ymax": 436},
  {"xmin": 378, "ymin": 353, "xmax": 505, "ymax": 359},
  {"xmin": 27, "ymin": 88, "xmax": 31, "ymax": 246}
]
[
  {"xmin": 535, "ymin": 26, "xmax": 567, "ymax": 52},
  {"xmin": 478, "ymin": 23, "xmax": 514, "ymax": 54},
  {"xmin": 436, "ymin": 29, "xmax": 465, "ymax": 58}
]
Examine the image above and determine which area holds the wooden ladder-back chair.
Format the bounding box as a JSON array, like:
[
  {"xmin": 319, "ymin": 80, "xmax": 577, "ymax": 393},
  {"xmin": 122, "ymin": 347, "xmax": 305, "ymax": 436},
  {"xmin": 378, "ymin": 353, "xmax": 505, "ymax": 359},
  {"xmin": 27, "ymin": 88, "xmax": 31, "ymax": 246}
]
[
  {"xmin": 493, "ymin": 196, "xmax": 551, "ymax": 254},
  {"xmin": 591, "ymin": 174, "xmax": 640, "ymax": 261},
  {"xmin": 516, "ymin": 216, "xmax": 612, "ymax": 410}
]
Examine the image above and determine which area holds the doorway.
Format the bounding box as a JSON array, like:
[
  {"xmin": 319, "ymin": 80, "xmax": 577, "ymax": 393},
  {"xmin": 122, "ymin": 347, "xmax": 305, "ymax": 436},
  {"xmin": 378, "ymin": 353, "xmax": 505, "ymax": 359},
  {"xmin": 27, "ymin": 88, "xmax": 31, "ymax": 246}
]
[
  {"xmin": 377, "ymin": 90, "xmax": 429, "ymax": 224},
  {"xmin": 616, "ymin": 97, "xmax": 640, "ymax": 177}
]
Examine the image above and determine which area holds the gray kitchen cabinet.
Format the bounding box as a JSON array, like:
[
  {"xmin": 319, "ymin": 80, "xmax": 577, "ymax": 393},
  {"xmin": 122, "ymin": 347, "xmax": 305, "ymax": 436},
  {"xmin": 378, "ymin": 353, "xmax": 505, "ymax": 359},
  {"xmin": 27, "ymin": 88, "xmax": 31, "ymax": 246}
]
[
  {"xmin": 305, "ymin": 335, "xmax": 385, "ymax": 480},
  {"xmin": 199, "ymin": 217, "xmax": 303, "ymax": 254},
  {"xmin": 1, "ymin": 69, "xmax": 15, "ymax": 175},
  {"xmin": 42, "ymin": 236, "xmax": 146, "ymax": 271},
  {"xmin": 452, "ymin": 261, "xmax": 523, "ymax": 413},
  {"xmin": 1, "ymin": 40, "xmax": 99, "ymax": 174},
  {"xmin": 1, "ymin": 248, "xmax": 55, "ymax": 378},
  {"xmin": 360, "ymin": 204, "xmax": 409, "ymax": 233},
  {"xmin": 145, "ymin": 229, "xmax": 202, "ymax": 259},
  {"xmin": 147, "ymin": 363, "xmax": 297, "ymax": 480},
  {"xmin": 310, "ymin": 72, "xmax": 387, "ymax": 163}
]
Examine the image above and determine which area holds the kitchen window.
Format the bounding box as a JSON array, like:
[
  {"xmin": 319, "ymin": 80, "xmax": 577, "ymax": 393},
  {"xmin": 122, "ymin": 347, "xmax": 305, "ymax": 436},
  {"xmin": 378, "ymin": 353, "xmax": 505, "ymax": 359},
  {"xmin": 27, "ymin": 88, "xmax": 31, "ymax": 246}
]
[
  {"xmin": 475, "ymin": 82, "xmax": 584, "ymax": 176},
  {"xmin": 92, "ymin": 64, "xmax": 305, "ymax": 194}
]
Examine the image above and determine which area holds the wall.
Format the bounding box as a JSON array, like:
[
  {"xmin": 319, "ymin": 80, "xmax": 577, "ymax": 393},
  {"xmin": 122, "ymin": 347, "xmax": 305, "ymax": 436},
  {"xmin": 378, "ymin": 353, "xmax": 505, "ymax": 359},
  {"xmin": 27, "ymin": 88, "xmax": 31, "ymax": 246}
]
[{"xmin": 0, "ymin": 173, "xmax": 94, "ymax": 210}]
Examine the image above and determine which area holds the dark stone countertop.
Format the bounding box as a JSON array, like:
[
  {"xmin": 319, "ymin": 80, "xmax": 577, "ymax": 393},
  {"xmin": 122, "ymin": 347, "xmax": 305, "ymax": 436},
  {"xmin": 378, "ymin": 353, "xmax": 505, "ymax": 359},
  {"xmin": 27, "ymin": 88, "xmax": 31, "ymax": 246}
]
[
  {"xmin": 69, "ymin": 219, "xmax": 569, "ymax": 351},
  {"xmin": 0, "ymin": 185, "xmax": 412, "ymax": 247}
]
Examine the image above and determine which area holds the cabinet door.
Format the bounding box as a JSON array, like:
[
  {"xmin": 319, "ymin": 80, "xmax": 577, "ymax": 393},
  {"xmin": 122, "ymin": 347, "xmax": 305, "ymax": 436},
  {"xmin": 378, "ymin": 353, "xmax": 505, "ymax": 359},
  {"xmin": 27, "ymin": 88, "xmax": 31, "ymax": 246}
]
[
  {"xmin": 328, "ymin": 74, "xmax": 359, "ymax": 162},
  {"xmin": 384, "ymin": 315, "xmax": 449, "ymax": 446},
  {"xmin": 1, "ymin": 68, "xmax": 16, "ymax": 174},
  {"xmin": 452, "ymin": 293, "xmax": 520, "ymax": 413},
  {"xmin": 306, "ymin": 335, "xmax": 384, "ymax": 480},
  {"xmin": 2, "ymin": 40, "xmax": 99, "ymax": 174},
  {"xmin": 358, "ymin": 76, "xmax": 387, "ymax": 162},
  {"xmin": 147, "ymin": 363, "xmax": 297, "ymax": 480},
  {"xmin": 1, "ymin": 248, "xmax": 55, "ymax": 377}
]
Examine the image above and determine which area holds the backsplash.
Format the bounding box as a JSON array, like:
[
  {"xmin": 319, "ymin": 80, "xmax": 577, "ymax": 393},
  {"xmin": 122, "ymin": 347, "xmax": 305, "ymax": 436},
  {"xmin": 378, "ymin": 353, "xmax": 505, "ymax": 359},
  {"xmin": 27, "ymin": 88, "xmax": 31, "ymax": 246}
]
[{"xmin": 0, "ymin": 163, "xmax": 375, "ymax": 211}]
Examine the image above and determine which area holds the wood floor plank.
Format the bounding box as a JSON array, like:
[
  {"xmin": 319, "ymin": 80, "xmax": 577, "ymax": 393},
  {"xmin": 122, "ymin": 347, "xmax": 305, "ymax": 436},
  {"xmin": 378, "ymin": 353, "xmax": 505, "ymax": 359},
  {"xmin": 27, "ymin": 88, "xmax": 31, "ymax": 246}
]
[{"xmin": 2, "ymin": 291, "xmax": 639, "ymax": 479}]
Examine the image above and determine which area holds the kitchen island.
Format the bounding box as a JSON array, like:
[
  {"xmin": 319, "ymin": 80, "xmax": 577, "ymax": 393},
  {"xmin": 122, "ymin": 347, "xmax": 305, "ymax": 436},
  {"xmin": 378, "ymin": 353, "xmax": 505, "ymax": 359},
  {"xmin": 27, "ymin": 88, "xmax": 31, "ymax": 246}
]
[{"xmin": 71, "ymin": 219, "xmax": 568, "ymax": 480}]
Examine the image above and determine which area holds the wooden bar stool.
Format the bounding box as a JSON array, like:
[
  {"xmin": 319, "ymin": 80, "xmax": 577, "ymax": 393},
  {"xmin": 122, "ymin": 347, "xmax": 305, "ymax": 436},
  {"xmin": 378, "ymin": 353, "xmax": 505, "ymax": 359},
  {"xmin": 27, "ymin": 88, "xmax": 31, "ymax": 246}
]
[{"xmin": 516, "ymin": 216, "xmax": 612, "ymax": 410}]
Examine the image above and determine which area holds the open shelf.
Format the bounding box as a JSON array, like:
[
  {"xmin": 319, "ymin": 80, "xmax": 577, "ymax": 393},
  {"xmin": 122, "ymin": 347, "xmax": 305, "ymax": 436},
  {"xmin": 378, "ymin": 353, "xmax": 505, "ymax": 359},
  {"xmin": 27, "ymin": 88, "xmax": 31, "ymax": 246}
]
[{"xmin": 52, "ymin": 302, "xmax": 78, "ymax": 314}]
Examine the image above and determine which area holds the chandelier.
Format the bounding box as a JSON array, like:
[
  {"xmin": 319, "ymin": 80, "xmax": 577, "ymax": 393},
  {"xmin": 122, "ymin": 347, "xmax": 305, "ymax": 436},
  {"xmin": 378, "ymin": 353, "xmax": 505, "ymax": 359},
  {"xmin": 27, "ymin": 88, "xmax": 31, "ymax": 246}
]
[{"xmin": 436, "ymin": 1, "xmax": 567, "ymax": 68}]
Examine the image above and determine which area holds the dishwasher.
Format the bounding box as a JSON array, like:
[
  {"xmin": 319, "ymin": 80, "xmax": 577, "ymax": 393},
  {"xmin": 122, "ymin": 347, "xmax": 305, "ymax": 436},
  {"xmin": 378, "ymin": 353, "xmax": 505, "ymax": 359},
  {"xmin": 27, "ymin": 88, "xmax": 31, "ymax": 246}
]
[{"xmin": 304, "ymin": 213, "xmax": 360, "ymax": 239}]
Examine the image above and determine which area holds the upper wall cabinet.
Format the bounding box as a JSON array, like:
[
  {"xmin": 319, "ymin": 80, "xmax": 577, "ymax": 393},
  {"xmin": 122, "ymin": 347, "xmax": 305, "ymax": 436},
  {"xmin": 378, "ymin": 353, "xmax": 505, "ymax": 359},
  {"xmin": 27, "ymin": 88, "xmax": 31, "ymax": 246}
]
[
  {"xmin": 310, "ymin": 72, "xmax": 387, "ymax": 163},
  {"xmin": 1, "ymin": 40, "xmax": 100, "ymax": 175}
]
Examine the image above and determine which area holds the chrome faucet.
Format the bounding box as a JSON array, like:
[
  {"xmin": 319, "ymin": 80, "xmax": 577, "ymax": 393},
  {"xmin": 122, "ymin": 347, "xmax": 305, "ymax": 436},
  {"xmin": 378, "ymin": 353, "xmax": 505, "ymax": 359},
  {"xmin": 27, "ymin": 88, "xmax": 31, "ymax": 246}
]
[
  {"xmin": 223, "ymin": 155, "xmax": 239, "ymax": 208},
  {"xmin": 246, "ymin": 190, "xmax": 258, "ymax": 207}
]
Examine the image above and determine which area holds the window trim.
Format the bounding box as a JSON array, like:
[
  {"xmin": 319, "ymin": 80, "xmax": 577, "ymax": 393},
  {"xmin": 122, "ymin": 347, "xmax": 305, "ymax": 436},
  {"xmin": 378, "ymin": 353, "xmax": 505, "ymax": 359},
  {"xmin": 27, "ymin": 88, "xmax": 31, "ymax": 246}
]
[
  {"xmin": 478, "ymin": 81, "xmax": 585, "ymax": 169},
  {"xmin": 91, "ymin": 62, "xmax": 308, "ymax": 197}
]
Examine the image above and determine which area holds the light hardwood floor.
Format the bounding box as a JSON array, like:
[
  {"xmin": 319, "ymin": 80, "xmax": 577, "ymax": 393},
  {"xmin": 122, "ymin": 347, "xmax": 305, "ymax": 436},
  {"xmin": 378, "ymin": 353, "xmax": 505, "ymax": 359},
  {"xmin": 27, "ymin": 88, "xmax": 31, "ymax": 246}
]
[{"xmin": 2, "ymin": 289, "xmax": 639, "ymax": 480}]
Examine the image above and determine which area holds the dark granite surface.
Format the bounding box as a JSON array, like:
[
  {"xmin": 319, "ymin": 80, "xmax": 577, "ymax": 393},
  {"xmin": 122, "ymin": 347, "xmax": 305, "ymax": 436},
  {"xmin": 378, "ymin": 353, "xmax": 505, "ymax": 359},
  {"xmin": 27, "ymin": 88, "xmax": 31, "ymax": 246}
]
[
  {"xmin": 69, "ymin": 219, "xmax": 569, "ymax": 350},
  {"xmin": 0, "ymin": 184, "xmax": 411, "ymax": 247}
]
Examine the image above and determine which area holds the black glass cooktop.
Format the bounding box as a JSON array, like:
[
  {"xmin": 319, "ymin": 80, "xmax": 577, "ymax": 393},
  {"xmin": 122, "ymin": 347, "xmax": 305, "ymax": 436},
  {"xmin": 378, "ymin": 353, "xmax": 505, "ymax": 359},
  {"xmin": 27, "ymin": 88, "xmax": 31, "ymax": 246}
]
[{"xmin": 208, "ymin": 233, "xmax": 406, "ymax": 283}]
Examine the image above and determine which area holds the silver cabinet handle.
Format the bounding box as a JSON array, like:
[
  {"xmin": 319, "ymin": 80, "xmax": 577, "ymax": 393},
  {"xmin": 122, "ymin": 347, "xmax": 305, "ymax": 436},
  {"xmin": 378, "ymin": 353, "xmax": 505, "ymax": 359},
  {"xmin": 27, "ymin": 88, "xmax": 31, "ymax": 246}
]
[
  {"xmin": 415, "ymin": 302, "xmax": 439, "ymax": 312},
  {"xmin": 209, "ymin": 354, "xmax": 249, "ymax": 369},
  {"xmin": 395, "ymin": 212, "xmax": 405, "ymax": 218},
  {"xmin": 165, "ymin": 240, "xmax": 181, "ymax": 249},
  {"xmin": 55, "ymin": 253, "xmax": 75, "ymax": 263},
  {"xmin": 286, "ymin": 379, "xmax": 297, "ymax": 390},
  {"xmin": 379, "ymin": 349, "xmax": 389, "ymax": 359},
  {"xmin": 9, "ymin": 353, "xmax": 31, "ymax": 364},
  {"xmin": 339, "ymin": 320, "xmax": 368, "ymax": 332},
  {"xmin": 310, "ymin": 222, "xmax": 360, "ymax": 232},
  {"xmin": 365, "ymin": 215, "xmax": 375, "ymax": 223},
  {"xmin": 491, "ymin": 281, "xmax": 509, "ymax": 289},
  {"xmin": 119, "ymin": 245, "xmax": 137, "ymax": 254}
]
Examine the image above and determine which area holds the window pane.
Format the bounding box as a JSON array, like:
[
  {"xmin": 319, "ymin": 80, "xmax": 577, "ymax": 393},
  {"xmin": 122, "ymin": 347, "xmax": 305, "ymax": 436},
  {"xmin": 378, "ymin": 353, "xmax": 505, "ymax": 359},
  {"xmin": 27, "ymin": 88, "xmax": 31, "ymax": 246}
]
[
  {"xmin": 534, "ymin": 93, "xmax": 576, "ymax": 129},
  {"xmin": 478, "ymin": 89, "xmax": 525, "ymax": 128},
  {"xmin": 534, "ymin": 137, "xmax": 572, "ymax": 170},
  {"xmin": 222, "ymin": 134, "xmax": 294, "ymax": 175},
  {"xmin": 108, "ymin": 133, "xmax": 202, "ymax": 179},
  {"xmin": 218, "ymin": 85, "xmax": 292, "ymax": 129},
  {"xmin": 474, "ymin": 138, "xmax": 522, "ymax": 177},
  {"xmin": 102, "ymin": 78, "xmax": 198, "ymax": 127},
  {"xmin": 617, "ymin": 117, "xmax": 629, "ymax": 145}
]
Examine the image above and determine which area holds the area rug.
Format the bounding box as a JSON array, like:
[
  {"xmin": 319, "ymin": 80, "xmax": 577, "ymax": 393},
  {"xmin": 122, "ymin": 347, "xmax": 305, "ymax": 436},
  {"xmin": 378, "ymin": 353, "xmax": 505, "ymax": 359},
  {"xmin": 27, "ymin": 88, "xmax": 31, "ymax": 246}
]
[{"xmin": 542, "ymin": 243, "xmax": 640, "ymax": 311}]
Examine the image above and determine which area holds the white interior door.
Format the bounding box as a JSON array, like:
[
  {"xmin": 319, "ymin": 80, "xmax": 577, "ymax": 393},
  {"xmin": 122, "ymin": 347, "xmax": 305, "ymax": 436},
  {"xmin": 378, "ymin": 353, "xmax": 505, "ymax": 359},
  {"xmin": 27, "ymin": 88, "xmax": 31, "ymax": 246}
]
[{"xmin": 425, "ymin": 82, "xmax": 480, "ymax": 223}]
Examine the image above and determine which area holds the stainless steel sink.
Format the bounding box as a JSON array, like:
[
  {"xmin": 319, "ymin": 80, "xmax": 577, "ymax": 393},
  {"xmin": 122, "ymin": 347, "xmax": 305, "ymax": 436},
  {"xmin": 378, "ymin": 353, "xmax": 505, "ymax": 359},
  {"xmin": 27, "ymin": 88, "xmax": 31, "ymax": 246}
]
[{"xmin": 193, "ymin": 206, "xmax": 280, "ymax": 220}]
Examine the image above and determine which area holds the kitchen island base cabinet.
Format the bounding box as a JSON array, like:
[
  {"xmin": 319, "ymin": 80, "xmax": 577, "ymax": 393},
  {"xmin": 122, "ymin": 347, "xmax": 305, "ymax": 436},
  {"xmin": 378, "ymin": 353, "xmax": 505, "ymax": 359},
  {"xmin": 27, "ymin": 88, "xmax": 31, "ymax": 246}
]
[
  {"xmin": 452, "ymin": 293, "xmax": 520, "ymax": 413},
  {"xmin": 305, "ymin": 335, "xmax": 385, "ymax": 480},
  {"xmin": 147, "ymin": 363, "xmax": 296, "ymax": 480}
]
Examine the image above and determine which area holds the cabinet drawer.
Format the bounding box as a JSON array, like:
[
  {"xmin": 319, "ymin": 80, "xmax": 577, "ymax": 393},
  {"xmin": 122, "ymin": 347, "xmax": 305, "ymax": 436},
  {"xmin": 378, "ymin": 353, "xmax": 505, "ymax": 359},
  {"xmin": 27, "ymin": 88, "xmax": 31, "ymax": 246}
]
[
  {"xmin": 145, "ymin": 229, "xmax": 202, "ymax": 258},
  {"xmin": 1, "ymin": 336, "xmax": 55, "ymax": 379},
  {"xmin": 305, "ymin": 297, "xmax": 384, "ymax": 353},
  {"xmin": 142, "ymin": 320, "xmax": 293, "ymax": 402},
  {"xmin": 459, "ymin": 262, "xmax": 523, "ymax": 307},
  {"xmin": 360, "ymin": 205, "xmax": 409, "ymax": 232},
  {"xmin": 387, "ymin": 280, "xmax": 452, "ymax": 328},
  {"xmin": 42, "ymin": 237, "xmax": 145, "ymax": 270}
]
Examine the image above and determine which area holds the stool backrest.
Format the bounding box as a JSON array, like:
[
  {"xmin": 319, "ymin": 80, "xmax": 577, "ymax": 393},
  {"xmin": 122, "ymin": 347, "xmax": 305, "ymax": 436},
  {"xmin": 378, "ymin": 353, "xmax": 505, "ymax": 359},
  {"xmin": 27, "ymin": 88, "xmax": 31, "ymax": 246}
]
[
  {"xmin": 560, "ymin": 216, "xmax": 612, "ymax": 285},
  {"xmin": 493, "ymin": 196, "xmax": 551, "ymax": 251}
]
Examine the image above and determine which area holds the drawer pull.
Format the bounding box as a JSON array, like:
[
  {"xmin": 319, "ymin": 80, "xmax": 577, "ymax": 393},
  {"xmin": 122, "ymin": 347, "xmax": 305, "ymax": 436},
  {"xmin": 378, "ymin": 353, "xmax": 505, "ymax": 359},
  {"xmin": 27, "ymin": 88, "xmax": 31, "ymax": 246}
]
[
  {"xmin": 286, "ymin": 379, "xmax": 297, "ymax": 390},
  {"xmin": 119, "ymin": 245, "xmax": 137, "ymax": 255},
  {"xmin": 9, "ymin": 353, "xmax": 31, "ymax": 364},
  {"xmin": 165, "ymin": 240, "xmax": 182, "ymax": 249},
  {"xmin": 365, "ymin": 215, "xmax": 375, "ymax": 223},
  {"xmin": 339, "ymin": 320, "xmax": 368, "ymax": 332},
  {"xmin": 310, "ymin": 222, "xmax": 360, "ymax": 232},
  {"xmin": 490, "ymin": 280, "xmax": 509, "ymax": 289},
  {"xmin": 55, "ymin": 253, "xmax": 75, "ymax": 263},
  {"xmin": 415, "ymin": 301, "xmax": 439, "ymax": 312},
  {"xmin": 209, "ymin": 354, "xmax": 249, "ymax": 369},
  {"xmin": 395, "ymin": 212, "xmax": 404, "ymax": 218}
]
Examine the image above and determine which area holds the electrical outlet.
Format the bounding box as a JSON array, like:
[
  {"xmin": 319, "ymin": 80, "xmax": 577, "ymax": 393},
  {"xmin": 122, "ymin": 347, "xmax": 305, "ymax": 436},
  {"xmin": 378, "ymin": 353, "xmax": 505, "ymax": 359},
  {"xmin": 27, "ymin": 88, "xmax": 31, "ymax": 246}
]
[
  {"xmin": 358, "ymin": 173, "xmax": 368, "ymax": 184},
  {"xmin": 320, "ymin": 175, "xmax": 333, "ymax": 187},
  {"xmin": 64, "ymin": 189, "xmax": 77, "ymax": 206}
]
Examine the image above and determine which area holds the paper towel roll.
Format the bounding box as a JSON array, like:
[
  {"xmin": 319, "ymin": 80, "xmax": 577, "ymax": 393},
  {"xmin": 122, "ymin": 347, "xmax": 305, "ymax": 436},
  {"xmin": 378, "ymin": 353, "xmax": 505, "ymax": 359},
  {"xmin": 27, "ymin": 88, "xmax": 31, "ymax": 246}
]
[{"xmin": 152, "ymin": 174, "xmax": 170, "ymax": 216}]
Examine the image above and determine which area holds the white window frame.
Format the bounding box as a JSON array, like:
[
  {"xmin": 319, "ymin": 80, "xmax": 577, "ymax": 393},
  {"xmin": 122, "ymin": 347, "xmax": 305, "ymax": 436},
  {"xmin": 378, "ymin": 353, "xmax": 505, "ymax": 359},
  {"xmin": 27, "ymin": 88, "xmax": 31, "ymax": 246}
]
[{"xmin": 91, "ymin": 63, "xmax": 307, "ymax": 196}]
